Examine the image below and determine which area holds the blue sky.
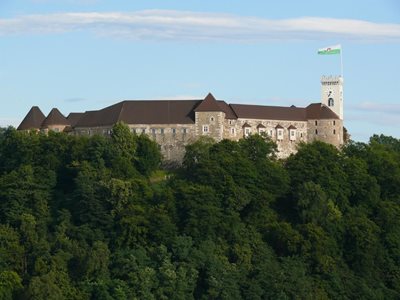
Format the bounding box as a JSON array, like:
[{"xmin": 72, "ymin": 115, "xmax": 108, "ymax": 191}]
[{"xmin": 1, "ymin": 0, "xmax": 399, "ymax": 141}]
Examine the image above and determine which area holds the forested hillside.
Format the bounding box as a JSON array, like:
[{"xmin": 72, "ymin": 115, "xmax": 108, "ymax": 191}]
[{"xmin": 0, "ymin": 123, "xmax": 399, "ymax": 299}]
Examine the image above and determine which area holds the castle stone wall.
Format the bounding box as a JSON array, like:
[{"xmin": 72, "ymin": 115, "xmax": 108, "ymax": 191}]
[
  {"xmin": 307, "ymin": 119, "xmax": 343, "ymax": 148},
  {"xmin": 195, "ymin": 111, "xmax": 225, "ymax": 141},
  {"xmin": 226, "ymin": 118, "xmax": 308, "ymax": 158},
  {"xmin": 69, "ymin": 117, "xmax": 343, "ymax": 163},
  {"xmin": 75, "ymin": 124, "xmax": 197, "ymax": 164}
]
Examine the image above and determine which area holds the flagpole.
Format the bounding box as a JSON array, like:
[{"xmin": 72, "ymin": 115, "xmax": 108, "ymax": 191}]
[{"xmin": 340, "ymin": 45, "xmax": 343, "ymax": 78}]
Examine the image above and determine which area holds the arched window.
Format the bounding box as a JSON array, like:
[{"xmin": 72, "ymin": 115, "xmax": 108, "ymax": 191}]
[{"xmin": 328, "ymin": 98, "xmax": 334, "ymax": 107}]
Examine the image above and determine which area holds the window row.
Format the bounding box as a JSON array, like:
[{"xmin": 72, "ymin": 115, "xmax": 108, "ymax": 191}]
[
  {"xmin": 130, "ymin": 128, "xmax": 188, "ymax": 134},
  {"xmin": 314, "ymin": 129, "xmax": 337, "ymax": 135},
  {"xmin": 314, "ymin": 120, "xmax": 336, "ymax": 126},
  {"xmin": 244, "ymin": 126, "xmax": 299, "ymax": 141}
]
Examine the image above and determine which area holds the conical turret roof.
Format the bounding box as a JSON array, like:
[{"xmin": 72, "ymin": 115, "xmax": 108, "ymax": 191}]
[
  {"xmin": 41, "ymin": 108, "xmax": 69, "ymax": 128},
  {"xmin": 194, "ymin": 93, "xmax": 223, "ymax": 112},
  {"xmin": 17, "ymin": 106, "xmax": 46, "ymax": 130}
]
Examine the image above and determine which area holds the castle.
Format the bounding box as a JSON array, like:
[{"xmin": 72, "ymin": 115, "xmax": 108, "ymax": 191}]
[{"xmin": 18, "ymin": 76, "xmax": 344, "ymax": 162}]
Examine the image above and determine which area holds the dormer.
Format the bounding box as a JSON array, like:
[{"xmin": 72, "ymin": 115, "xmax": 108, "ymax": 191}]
[
  {"xmin": 257, "ymin": 123, "xmax": 266, "ymax": 134},
  {"xmin": 288, "ymin": 125, "xmax": 297, "ymax": 141},
  {"xmin": 275, "ymin": 124, "xmax": 284, "ymax": 141},
  {"xmin": 243, "ymin": 122, "xmax": 251, "ymax": 137}
]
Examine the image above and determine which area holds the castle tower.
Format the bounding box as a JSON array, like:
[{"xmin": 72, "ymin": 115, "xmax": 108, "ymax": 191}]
[
  {"xmin": 321, "ymin": 76, "xmax": 343, "ymax": 120},
  {"xmin": 194, "ymin": 93, "xmax": 225, "ymax": 141}
]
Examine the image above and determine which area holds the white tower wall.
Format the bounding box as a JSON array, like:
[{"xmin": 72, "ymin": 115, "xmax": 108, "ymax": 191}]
[{"xmin": 321, "ymin": 75, "xmax": 343, "ymax": 120}]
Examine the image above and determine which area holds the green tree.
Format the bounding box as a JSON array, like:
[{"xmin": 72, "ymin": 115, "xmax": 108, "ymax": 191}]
[
  {"xmin": 71, "ymin": 162, "xmax": 112, "ymax": 235},
  {"xmin": 238, "ymin": 133, "xmax": 277, "ymax": 162},
  {"xmin": 135, "ymin": 133, "xmax": 162, "ymax": 176},
  {"xmin": 109, "ymin": 122, "xmax": 138, "ymax": 178},
  {"xmin": 0, "ymin": 225, "xmax": 24, "ymax": 274},
  {"xmin": 0, "ymin": 271, "xmax": 23, "ymax": 300}
]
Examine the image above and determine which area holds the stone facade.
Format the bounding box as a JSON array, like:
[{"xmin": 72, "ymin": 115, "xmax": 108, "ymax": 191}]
[
  {"xmin": 307, "ymin": 119, "xmax": 344, "ymax": 147},
  {"xmin": 18, "ymin": 76, "xmax": 344, "ymax": 163}
]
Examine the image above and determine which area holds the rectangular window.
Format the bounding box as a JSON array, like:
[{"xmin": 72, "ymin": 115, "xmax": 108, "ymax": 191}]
[
  {"xmin": 333, "ymin": 129, "xmax": 336, "ymax": 134},
  {"xmin": 258, "ymin": 128, "xmax": 265, "ymax": 134},
  {"xmin": 245, "ymin": 128, "xmax": 251, "ymax": 137},
  {"xmin": 277, "ymin": 129, "xmax": 284, "ymax": 140},
  {"xmin": 152, "ymin": 128, "xmax": 156, "ymax": 134},
  {"xmin": 203, "ymin": 125, "xmax": 209, "ymax": 133},
  {"xmin": 315, "ymin": 129, "xmax": 318, "ymax": 135},
  {"xmin": 142, "ymin": 128, "xmax": 146, "ymax": 134},
  {"xmin": 172, "ymin": 128, "xmax": 176, "ymax": 134},
  {"xmin": 182, "ymin": 128, "xmax": 187, "ymax": 134},
  {"xmin": 290, "ymin": 130, "xmax": 296, "ymax": 141},
  {"xmin": 160, "ymin": 128, "xmax": 164, "ymax": 134},
  {"xmin": 229, "ymin": 120, "xmax": 234, "ymax": 125},
  {"xmin": 269, "ymin": 130, "xmax": 273, "ymax": 136},
  {"xmin": 315, "ymin": 120, "xmax": 318, "ymax": 126},
  {"xmin": 333, "ymin": 120, "xmax": 336, "ymax": 126},
  {"xmin": 231, "ymin": 127, "xmax": 235, "ymax": 135}
]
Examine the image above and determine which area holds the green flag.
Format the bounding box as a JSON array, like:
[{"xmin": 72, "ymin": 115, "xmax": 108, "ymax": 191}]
[{"xmin": 318, "ymin": 44, "xmax": 341, "ymax": 55}]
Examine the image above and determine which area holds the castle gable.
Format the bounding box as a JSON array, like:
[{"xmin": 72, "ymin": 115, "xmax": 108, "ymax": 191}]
[
  {"xmin": 17, "ymin": 106, "xmax": 46, "ymax": 130},
  {"xmin": 194, "ymin": 93, "xmax": 223, "ymax": 112},
  {"xmin": 217, "ymin": 100, "xmax": 237, "ymax": 119},
  {"xmin": 42, "ymin": 108, "xmax": 69, "ymax": 128}
]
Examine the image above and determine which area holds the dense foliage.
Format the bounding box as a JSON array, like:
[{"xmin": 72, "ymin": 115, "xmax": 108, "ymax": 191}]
[{"xmin": 0, "ymin": 124, "xmax": 399, "ymax": 299}]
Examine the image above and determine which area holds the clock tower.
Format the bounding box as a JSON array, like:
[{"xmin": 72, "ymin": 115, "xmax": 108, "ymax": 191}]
[{"xmin": 321, "ymin": 75, "xmax": 343, "ymax": 120}]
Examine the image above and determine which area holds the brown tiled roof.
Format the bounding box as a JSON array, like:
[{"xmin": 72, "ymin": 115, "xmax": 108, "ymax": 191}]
[
  {"xmin": 288, "ymin": 125, "xmax": 297, "ymax": 130},
  {"xmin": 58, "ymin": 95, "xmax": 340, "ymax": 129},
  {"xmin": 306, "ymin": 103, "xmax": 339, "ymax": 119},
  {"xmin": 194, "ymin": 93, "xmax": 223, "ymax": 112},
  {"xmin": 67, "ymin": 113, "xmax": 84, "ymax": 127},
  {"xmin": 75, "ymin": 102, "xmax": 124, "ymax": 127},
  {"xmin": 42, "ymin": 108, "xmax": 69, "ymax": 128},
  {"xmin": 17, "ymin": 106, "xmax": 46, "ymax": 130},
  {"xmin": 230, "ymin": 104, "xmax": 307, "ymax": 121},
  {"xmin": 242, "ymin": 122, "xmax": 251, "ymax": 128},
  {"xmin": 75, "ymin": 100, "xmax": 202, "ymax": 127},
  {"xmin": 217, "ymin": 101, "xmax": 237, "ymax": 119},
  {"xmin": 257, "ymin": 123, "xmax": 266, "ymax": 128},
  {"xmin": 275, "ymin": 124, "xmax": 284, "ymax": 129}
]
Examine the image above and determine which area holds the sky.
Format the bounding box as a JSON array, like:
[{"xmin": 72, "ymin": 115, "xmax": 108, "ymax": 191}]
[{"xmin": 1, "ymin": 0, "xmax": 399, "ymax": 142}]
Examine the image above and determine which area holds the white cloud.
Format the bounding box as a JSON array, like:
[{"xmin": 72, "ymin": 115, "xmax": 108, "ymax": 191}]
[
  {"xmin": 347, "ymin": 101, "xmax": 400, "ymax": 128},
  {"xmin": 0, "ymin": 10, "xmax": 399, "ymax": 42},
  {"xmin": 64, "ymin": 97, "xmax": 87, "ymax": 103},
  {"xmin": 350, "ymin": 101, "xmax": 400, "ymax": 114}
]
